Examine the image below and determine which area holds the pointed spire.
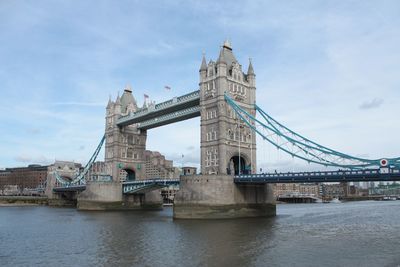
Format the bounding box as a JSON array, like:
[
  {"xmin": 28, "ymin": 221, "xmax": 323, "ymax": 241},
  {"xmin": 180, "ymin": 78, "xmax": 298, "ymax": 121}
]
[
  {"xmin": 106, "ymin": 95, "xmax": 113, "ymax": 109},
  {"xmin": 125, "ymin": 84, "xmax": 132, "ymax": 93},
  {"xmin": 200, "ymin": 53, "xmax": 207, "ymax": 71},
  {"xmin": 115, "ymin": 92, "xmax": 121, "ymax": 105},
  {"xmin": 247, "ymin": 58, "xmax": 255, "ymax": 75},
  {"xmin": 223, "ymin": 39, "xmax": 232, "ymax": 50},
  {"xmin": 217, "ymin": 46, "xmax": 226, "ymax": 64}
]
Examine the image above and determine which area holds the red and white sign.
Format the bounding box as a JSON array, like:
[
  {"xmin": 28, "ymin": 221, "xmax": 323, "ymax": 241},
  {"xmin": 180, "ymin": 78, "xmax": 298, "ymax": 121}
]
[{"xmin": 380, "ymin": 159, "xmax": 388, "ymax": 167}]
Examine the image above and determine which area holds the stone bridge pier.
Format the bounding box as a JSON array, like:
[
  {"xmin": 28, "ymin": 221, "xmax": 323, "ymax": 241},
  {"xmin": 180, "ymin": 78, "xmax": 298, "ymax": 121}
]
[
  {"xmin": 174, "ymin": 41, "xmax": 275, "ymax": 218},
  {"xmin": 45, "ymin": 161, "xmax": 82, "ymax": 207},
  {"xmin": 174, "ymin": 175, "xmax": 276, "ymax": 219}
]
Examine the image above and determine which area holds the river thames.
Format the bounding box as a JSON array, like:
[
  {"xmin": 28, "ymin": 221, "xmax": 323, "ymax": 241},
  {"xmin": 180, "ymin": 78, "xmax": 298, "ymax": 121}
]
[{"xmin": 1, "ymin": 201, "xmax": 399, "ymax": 267}]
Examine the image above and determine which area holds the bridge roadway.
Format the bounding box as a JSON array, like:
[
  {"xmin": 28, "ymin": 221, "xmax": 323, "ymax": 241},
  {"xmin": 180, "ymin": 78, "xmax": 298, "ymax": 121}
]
[
  {"xmin": 52, "ymin": 168, "xmax": 400, "ymax": 193},
  {"xmin": 234, "ymin": 168, "xmax": 400, "ymax": 184},
  {"xmin": 122, "ymin": 179, "xmax": 180, "ymax": 194},
  {"xmin": 116, "ymin": 90, "xmax": 200, "ymax": 129}
]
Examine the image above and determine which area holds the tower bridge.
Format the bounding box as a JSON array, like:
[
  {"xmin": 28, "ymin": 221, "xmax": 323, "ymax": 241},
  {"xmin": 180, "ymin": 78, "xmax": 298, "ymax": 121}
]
[{"xmin": 47, "ymin": 41, "xmax": 400, "ymax": 219}]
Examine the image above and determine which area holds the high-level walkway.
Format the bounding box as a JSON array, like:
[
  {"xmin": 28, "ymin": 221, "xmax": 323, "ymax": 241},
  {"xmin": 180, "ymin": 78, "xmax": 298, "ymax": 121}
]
[{"xmin": 117, "ymin": 90, "xmax": 200, "ymax": 129}]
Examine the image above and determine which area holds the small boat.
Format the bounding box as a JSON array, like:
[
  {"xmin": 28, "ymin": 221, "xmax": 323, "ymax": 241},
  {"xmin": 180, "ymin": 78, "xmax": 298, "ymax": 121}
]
[
  {"xmin": 330, "ymin": 198, "xmax": 341, "ymax": 203},
  {"xmin": 382, "ymin": 196, "xmax": 397, "ymax": 201}
]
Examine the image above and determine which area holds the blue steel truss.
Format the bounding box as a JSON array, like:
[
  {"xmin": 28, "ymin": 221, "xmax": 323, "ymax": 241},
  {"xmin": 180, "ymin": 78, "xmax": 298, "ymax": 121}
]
[
  {"xmin": 54, "ymin": 135, "xmax": 105, "ymax": 187},
  {"xmin": 224, "ymin": 94, "xmax": 400, "ymax": 169},
  {"xmin": 122, "ymin": 179, "xmax": 180, "ymax": 194}
]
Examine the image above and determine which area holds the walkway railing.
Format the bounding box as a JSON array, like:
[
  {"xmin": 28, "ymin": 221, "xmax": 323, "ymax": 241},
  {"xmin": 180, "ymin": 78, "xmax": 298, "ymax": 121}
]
[
  {"xmin": 117, "ymin": 90, "xmax": 200, "ymax": 126},
  {"xmin": 123, "ymin": 179, "xmax": 180, "ymax": 194}
]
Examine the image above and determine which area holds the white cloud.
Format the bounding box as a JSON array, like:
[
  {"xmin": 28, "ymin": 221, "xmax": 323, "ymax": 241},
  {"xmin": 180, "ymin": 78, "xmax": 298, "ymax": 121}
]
[
  {"xmin": 14, "ymin": 154, "xmax": 52, "ymax": 165},
  {"xmin": 359, "ymin": 98, "xmax": 384, "ymax": 110}
]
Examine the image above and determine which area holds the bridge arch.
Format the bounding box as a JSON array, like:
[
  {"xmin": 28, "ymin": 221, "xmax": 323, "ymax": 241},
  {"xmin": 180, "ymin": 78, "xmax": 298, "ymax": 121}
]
[
  {"xmin": 227, "ymin": 153, "xmax": 251, "ymax": 175},
  {"xmin": 121, "ymin": 168, "xmax": 136, "ymax": 181}
]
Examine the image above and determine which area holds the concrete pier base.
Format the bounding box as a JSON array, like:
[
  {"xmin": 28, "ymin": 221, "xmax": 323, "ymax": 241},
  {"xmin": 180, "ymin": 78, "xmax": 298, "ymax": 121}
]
[
  {"xmin": 46, "ymin": 191, "xmax": 79, "ymax": 207},
  {"xmin": 77, "ymin": 182, "xmax": 163, "ymax": 211},
  {"xmin": 173, "ymin": 175, "xmax": 276, "ymax": 219},
  {"xmin": 48, "ymin": 198, "xmax": 77, "ymax": 207}
]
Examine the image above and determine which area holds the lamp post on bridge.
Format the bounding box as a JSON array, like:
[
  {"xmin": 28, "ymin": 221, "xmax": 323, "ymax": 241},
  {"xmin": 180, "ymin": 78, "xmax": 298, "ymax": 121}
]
[{"xmin": 237, "ymin": 122, "xmax": 244, "ymax": 175}]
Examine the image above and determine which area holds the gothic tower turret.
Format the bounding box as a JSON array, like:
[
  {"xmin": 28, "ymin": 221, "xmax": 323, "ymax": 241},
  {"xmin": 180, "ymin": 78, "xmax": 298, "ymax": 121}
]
[
  {"xmin": 105, "ymin": 87, "xmax": 147, "ymax": 182},
  {"xmin": 199, "ymin": 53, "xmax": 207, "ymax": 80},
  {"xmin": 200, "ymin": 41, "xmax": 256, "ymax": 175}
]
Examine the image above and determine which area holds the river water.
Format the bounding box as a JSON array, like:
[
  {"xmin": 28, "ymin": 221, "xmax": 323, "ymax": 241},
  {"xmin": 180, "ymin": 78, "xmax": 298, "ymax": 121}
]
[{"xmin": 1, "ymin": 201, "xmax": 399, "ymax": 267}]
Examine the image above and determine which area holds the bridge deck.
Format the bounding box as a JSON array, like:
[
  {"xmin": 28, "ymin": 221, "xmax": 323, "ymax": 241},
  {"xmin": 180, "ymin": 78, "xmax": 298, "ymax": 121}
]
[
  {"xmin": 52, "ymin": 169, "xmax": 400, "ymax": 193},
  {"xmin": 234, "ymin": 168, "xmax": 400, "ymax": 183},
  {"xmin": 117, "ymin": 90, "xmax": 200, "ymax": 128},
  {"xmin": 122, "ymin": 179, "xmax": 180, "ymax": 194},
  {"xmin": 136, "ymin": 106, "xmax": 200, "ymax": 130}
]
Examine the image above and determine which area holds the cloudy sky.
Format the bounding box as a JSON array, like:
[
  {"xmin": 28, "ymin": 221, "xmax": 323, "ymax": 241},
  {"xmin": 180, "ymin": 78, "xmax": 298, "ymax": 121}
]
[{"xmin": 1, "ymin": 0, "xmax": 399, "ymax": 171}]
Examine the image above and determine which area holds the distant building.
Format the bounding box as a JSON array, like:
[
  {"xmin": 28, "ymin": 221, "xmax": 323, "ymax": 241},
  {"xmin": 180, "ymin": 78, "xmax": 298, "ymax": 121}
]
[
  {"xmin": 274, "ymin": 183, "xmax": 320, "ymax": 198},
  {"xmin": 85, "ymin": 161, "xmax": 112, "ymax": 182},
  {"xmin": 2, "ymin": 185, "xmax": 19, "ymax": 196},
  {"xmin": 299, "ymin": 183, "xmax": 320, "ymax": 197},
  {"xmin": 144, "ymin": 150, "xmax": 180, "ymax": 179},
  {"xmin": 274, "ymin": 183, "xmax": 299, "ymax": 198},
  {"xmin": 182, "ymin": 166, "xmax": 197, "ymax": 176},
  {"xmin": 0, "ymin": 164, "xmax": 48, "ymax": 195},
  {"xmin": 321, "ymin": 183, "xmax": 346, "ymax": 199},
  {"xmin": 370, "ymin": 182, "xmax": 400, "ymax": 195}
]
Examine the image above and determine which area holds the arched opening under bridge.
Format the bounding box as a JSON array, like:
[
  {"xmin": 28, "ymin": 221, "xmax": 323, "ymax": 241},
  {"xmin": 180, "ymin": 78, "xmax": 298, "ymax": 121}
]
[
  {"xmin": 229, "ymin": 156, "xmax": 247, "ymax": 175},
  {"xmin": 122, "ymin": 169, "xmax": 136, "ymax": 181}
]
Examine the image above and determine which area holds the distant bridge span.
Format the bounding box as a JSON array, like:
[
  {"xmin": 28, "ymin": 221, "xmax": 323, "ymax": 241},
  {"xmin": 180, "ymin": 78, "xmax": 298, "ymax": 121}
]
[
  {"xmin": 234, "ymin": 168, "xmax": 400, "ymax": 184},
  {"xmin": 53, "ymin": 168, "xmax": 400, "ymax": 194}
]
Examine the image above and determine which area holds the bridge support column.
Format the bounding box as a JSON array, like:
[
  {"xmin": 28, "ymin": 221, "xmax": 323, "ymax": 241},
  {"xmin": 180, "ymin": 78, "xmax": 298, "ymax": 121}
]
[
  {"xmin": 45, "ymin": 163, "xmax": 79, "ymax": 207},
  {"xmin": 77, "ymin": 182, "xmax": 163, "ymax": 210},
  {"xmin": 173, "ymin": 175, "xmax": 276, "ymax": 219}
]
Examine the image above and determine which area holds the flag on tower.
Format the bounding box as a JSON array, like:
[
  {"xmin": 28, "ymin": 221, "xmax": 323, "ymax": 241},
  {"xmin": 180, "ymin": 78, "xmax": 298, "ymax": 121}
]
[
  {"xmin": 164, "ymin": 85, "xmax": 171, "ymax": 90},
  {"xmin": 144, "ymin": 94, "xmax": 149, "ymax": 98}
]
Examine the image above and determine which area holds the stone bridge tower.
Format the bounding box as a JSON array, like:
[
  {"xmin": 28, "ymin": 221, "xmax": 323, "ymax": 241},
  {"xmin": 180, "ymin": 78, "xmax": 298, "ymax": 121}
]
[
  {"xmin": 105, "ymin": 88, "xmax": 147, "ymax": 181},
  {"xmin": 78, "ymin": 88, "xmax": 162, "ymax": 210},
  {"xmin": 199, "ymin": 41, "xmax": 256, "ymax": 175}
]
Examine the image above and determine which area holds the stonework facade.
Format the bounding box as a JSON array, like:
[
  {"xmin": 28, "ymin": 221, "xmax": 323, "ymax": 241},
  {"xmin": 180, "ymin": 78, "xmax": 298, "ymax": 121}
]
[
  {"xmin": 105, "ymin": 88, "xmax": 147, "ymax": 182},
  {"xmin": 199, "ymin": 41, "xmax": 256, "ymax": 176},
  {"xmin": 105, "ymin": 90, "xmax": 182, "ymax": 182}
]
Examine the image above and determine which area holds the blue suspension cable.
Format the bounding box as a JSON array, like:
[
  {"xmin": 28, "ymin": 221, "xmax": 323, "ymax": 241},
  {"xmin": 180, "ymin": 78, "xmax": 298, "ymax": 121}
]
[{"xmin": 225, "ymin": 94, "xmax": 398, "ymax": 169}]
